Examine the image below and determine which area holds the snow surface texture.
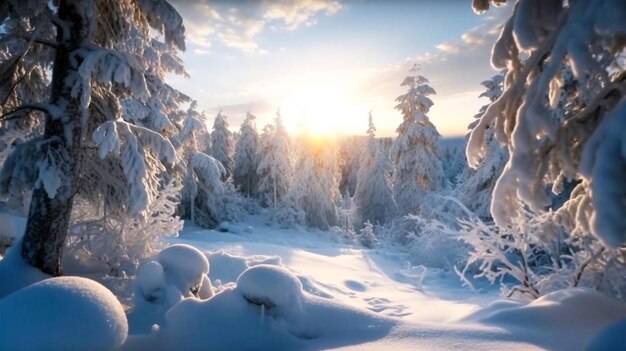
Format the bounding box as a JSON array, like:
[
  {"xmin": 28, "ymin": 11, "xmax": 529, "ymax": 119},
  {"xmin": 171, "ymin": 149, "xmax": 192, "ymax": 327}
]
[
  {"xmin": 0, "ymin": 276, "xmax": 128, "ymax": 351},
  {"xmin": 461, "ymin": 288, "xmax": 626, "ymax": 350},
  {"xmin": 122, "ymin": 218, "xmax": 626, "ymax": 351}
]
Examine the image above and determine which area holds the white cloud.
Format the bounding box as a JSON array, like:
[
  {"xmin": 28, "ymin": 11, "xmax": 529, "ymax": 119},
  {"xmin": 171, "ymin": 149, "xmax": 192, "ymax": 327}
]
[
  {"xmin": 171, "ymin": 0, "xmax": 342, "ymax": 53},
  {"xmin": 436, "ymin": 42, "xmax": 461, "ymax": 53},
  {"xmin": 350, "ymin": 4, "xmax": 514, "ymax": 136}
]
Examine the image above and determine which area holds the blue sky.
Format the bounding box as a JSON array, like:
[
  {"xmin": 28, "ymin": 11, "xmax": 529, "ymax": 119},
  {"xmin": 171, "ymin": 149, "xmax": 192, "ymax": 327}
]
[{"xmin": 169, "ymin": 0, "xmax": 511, "ymax": 137}]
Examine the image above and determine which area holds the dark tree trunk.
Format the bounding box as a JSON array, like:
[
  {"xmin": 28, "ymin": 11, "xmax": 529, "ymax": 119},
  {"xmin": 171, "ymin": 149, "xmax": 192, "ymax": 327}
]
[{"xmin": 21, "ymin": 0, "xmax": 92, "ymax": 276}]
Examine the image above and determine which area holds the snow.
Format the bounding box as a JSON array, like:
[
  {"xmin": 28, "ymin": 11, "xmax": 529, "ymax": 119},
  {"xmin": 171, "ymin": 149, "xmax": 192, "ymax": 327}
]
[
  {"xmin": 156, "ymin": 243, "xmax": 210, "ymax": 298},
  {"xmin": 0, "ymin": 212, "xmax": 623, "ymax": 350},
  {"xmin": 0, "ymin": 239, "xmax": 50, "ymax": 298},
  {"xmin": 587, "ymin": 318, "xmax": 626, "ymax": 351},
  {"xmin": 0, "ymin": 276, "xmax": 128, "ymax": 351},
  {"xmin": 237, "ymin": 264, "xmax": 304, "ymax": 310},
  {"xmin": 461, "ymin": 288, "xmax": 626, "ymax": 350}
]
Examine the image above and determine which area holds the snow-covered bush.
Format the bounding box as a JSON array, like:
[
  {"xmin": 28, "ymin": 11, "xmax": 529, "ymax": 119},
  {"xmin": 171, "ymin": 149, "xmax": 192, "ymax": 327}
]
[
  {"xmin": 270, "ymin": 195, "xmax": 306, "ymax": 229},
  {"xmin": 457, "ymin": 204, "xmax": 626, "ymax": 301},
  {"xmin": 65, "ymin": 178, "xmax": 183, "ymax": 276},
  {"xmin": 236, "ymin": 264, "xmax": 304, "ymax": 311},
  {"xmin": 128, "ymin": 244, "xmax": 214, "ymax": 334},
  {"xmin": 357, "ymin": 221, "xmax": 378, "ymax": 249},
  {"xmin": 0, "ymin": 276, "xmax": 127, "ymax": 351}
]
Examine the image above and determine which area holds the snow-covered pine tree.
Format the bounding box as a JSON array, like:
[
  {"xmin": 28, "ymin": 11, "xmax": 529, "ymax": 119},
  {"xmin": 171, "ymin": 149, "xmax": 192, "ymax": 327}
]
[
  {"xmin": 174, "ymin": 102, "xmax": 243, "ymax": 229},
  {"xmin": 391, "ymin": 65, "xmax": 444, "ymax": 216},
  {"xmin": 457, "ymin": 72, "xmax": 507, "ymax": 220},
  {"xmin": 234, "ymin": 112, "xmax": 260, "ymax": 197},
  {"xmin": 290, "ymin": 134, "xmax": 340, "ymax": 230},
  {"xmin": 354, "ymin": 112, "xmax": 396, "ymax": 226},
  {"xmin": 467, "ymin": 0, "xmax": 626, "ymax": 248},
  {"xmin": 257, "ymin": 111, "xmax": 292, "ymax": 207},
  {"xmin": 0, "ymin": 0, "xmax": 186, "ymax": 275},
  {"xmin": 210, "ymin": 110, "xmax": 234, "ymax": 179}
]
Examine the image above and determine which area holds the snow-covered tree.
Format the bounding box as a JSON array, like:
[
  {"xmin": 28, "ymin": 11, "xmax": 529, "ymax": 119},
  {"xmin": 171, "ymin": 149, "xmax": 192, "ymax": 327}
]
[
  {"xmin": 290, "ymin": 134, "xmax": 340, "ymax": 230},
  {"xmin": 353, "ymin": 112, "xmax": 396, "ymax": 226},
  {"xmin": 234, "ymin": 112, "xmax": 259, "ymax": 197},
  {"xmin": 175, "ymin": 103, "xmax": 243, "ymax": 229},
  {"xmin": 257, "ymin": 111, "xmax": 292, "ymax": 207},
  {"xmin": 210, "ymin": 110, "xmax": 233, "ymax": 178},
  {"xmin": 0, "ymin": 0, "xmax": 186, "ymax": 275},
  {"xmin": 466, "ymin": 0, "xmax": 626, "ymax": 248},
  {"xmin": 391, "ymin": 65, "xmax": 444, "ymax": 216},
  {"xmin": 457, "ymin": 72, "xmax": 507, "ymax": 220}
]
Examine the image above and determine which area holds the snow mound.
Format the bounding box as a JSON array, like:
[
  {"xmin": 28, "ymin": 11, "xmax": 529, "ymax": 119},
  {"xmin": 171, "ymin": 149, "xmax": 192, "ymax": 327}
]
[
  {"xmin": 587, "ymin": 318, "xmax": 626, "ymax": 351},
  {"xmin": 157, "ymin": 244, "xmax": 209, "ymax": 297},
  {"xmin": 0, "ymin": 240, "xmax": 50, "ymax": 298},
  {"xmin": 129, "ymin": 245, "xmax": 215, "ymax": 334},
  {"xmin": 0, "ymin": 213, "xmax": 26, "ymax": 254},
  {"xmin": 207, "ymin": 250, "xmax": 281, "ymax": 285},
  {"xmin": 0, "ymin": 276, "xmax": 127, "ymax": 351},
  {"xmin": 136, "ymin": 260, "xmax": 166, "ymax": 300},
  {"xmin": 462, "ymin": 288, "xmax": 626, "ymax": 350},
  {"xmin": 143, "ymin": 278, "xmax": 395, "ymax": 350},
  {"xmin": 236, "ymin": 264, "xmax": 303, "ymax": 310}
]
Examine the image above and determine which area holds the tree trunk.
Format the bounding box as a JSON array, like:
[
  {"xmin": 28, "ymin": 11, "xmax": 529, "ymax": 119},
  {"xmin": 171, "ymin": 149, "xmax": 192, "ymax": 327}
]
[{"xmin": 21, "ymin": 0, "xmax": 92, "ymax": 276}]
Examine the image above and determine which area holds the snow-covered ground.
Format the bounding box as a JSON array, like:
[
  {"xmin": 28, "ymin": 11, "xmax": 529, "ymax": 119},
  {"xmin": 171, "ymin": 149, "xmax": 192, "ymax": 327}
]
[
  {"xmin": 2, "ymin": 213, "xmax": 625, "ymax": 350},
  {"xmin": 124, "ymin": 214, "xmax": 624, "ymax": 351}
]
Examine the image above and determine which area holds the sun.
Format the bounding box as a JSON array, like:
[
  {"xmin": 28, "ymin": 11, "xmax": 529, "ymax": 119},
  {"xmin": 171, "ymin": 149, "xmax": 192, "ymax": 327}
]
[{"xmin": 272, "ymin": 71, "xmax": 364, "ymax": 137}]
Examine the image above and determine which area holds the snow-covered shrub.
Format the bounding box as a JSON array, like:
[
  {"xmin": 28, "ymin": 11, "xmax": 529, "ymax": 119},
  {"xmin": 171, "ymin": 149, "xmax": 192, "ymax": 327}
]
[
  {"xmin": 456, "ymin": 204, "xmax": 626, "ymax": 301},
  {"xmin": 157, "ymin": 244, "xmax": 212, "ymax": 298},
  {"xmin": 404, "ymin": 214, "xmax": 471, "ymax": 271},
  {"xmin": 65, "ymin": 178, "xmax": 183, "ymax": 276},
  {"xmin": 0, "ymin": 276, "xmax": 127, "ymax": 351},
  {"xmin": 236, "ymin": 264, "xmax": 304, "ymax": 311},
  {"xmin": 270, "ymin": 196, "xmax": 306, "ymax": 229},
  {"xmin": 357, "ymin": 221, "xmax": 378, "ymax": 249},
  {"xmin": 128, "ymin": 244, "xmax": 214, "ymax": 334}
]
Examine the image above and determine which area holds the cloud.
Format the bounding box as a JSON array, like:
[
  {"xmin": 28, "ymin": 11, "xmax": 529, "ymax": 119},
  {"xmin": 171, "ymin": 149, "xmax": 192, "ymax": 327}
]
[
  {"xmin": 171, "ymin": 0, "xmax": 342, "ymax": 53},
  {"xmin": 352, "ymin": 4, "xmax": 514, "ymax": 136},
  {"xmin": 435, "ymin": 42, "xmax": 461, "ymax": 53}
]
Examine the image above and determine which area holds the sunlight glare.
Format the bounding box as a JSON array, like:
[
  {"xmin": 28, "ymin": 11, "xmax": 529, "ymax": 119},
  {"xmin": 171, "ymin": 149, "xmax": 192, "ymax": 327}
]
[{"xmin": 273, "ymin": 72, "xmax": 364, "ymax": 137}]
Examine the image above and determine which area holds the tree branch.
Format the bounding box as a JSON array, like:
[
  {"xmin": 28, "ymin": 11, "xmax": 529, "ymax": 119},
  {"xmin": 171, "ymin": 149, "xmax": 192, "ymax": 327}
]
[{"xmin": 0, "ymin": 104, "xmax": 54, "ymax": 122}]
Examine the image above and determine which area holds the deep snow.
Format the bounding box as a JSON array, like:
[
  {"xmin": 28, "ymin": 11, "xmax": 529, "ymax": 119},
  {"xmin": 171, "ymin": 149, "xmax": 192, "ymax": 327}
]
[{"xmin": 1, "ymin": 213, "xmax": 625, "ymax": 350}]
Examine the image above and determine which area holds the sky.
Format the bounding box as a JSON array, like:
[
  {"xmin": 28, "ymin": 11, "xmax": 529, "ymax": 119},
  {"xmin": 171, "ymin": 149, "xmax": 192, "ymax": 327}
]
[{"xmin": 168, "ymin": 0, "xmax": 512, "ymax": 137}]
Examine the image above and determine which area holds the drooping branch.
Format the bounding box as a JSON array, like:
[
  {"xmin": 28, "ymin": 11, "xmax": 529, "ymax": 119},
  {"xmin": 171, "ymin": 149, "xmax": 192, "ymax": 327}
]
[{"xmin": 0, "ymin": 103, "xmax": 59, "ymax": 122}]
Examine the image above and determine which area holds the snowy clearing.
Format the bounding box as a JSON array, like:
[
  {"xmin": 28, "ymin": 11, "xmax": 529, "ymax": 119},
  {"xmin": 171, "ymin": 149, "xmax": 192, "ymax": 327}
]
[{"xmin": 118, "ymin": 215, "xmax": 625, "ymax": 351}]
